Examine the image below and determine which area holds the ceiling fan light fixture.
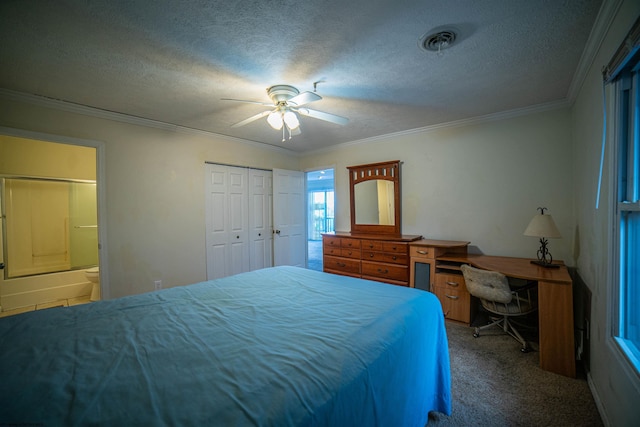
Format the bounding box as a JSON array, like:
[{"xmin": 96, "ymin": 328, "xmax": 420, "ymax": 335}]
[
  {"xmin": 283, "ymin": 111, "xmax": 300, "ymax": 130},
  {"xmin": 267, "ymin": 111, "xmax": 283, "ymax": 130}
]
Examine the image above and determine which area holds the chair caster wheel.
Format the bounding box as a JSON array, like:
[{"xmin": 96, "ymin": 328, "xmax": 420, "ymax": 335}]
[
  {"xmin": 473, "ymin": 332, "xmax": 480, "ymax": 338},
  {"xmin": 521, "ymin": 347, "xmax": 531, "ymax": 353}
]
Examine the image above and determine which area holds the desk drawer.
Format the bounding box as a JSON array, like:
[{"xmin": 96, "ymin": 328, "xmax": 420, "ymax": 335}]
[
  {"xmin": 436, "ymin": 273, "xmax": 465, "ymax": 290},
  {"xmin": 433, "ymin": 285, "xmax": 471, "ymax": 324},
  {"xmin": 410, "ymin": 246, "xmax": 434, "ymax": 259},
  {"xmin": 361, "ymin": 261, "xmax": 408, "ymax": 282}
]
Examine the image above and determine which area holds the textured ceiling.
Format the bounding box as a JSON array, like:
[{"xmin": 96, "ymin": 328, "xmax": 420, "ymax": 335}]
[{"xmin": 0, "ymin": 0, "xmax": 603, "ymax": 152}]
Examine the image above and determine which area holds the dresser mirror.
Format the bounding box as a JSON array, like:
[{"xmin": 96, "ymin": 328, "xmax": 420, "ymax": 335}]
[{"xmin": 348, "ymin": 160, "xmax": 401, "ymax": 235}]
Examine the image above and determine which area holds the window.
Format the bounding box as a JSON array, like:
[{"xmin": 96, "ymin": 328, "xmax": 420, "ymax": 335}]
[{"xmin": 612, "ymin": 55, "xmax": 640, "ymax": 373}]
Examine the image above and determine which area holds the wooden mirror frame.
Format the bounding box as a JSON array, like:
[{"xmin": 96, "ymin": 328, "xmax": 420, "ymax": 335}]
[{"xmin": 348, "ymin": 160, "xmax": 401, "ymax": 236}]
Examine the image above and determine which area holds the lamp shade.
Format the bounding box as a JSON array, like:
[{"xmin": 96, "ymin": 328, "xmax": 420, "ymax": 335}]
[
  {"xmin": 524, "ymin": 214, "xmax": 561, "ymax": 238},
  {"xmin": 267, "ymin": 111, "xmax": 283, "ymax": 130},
  {"xmin": 283, "ymin": 111, "xmax": 299, "ymax": 130}
]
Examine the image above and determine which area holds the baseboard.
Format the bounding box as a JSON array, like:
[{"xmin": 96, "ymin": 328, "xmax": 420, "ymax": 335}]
[{"xmin": 587, "ymin": 372, "xmax": 610, "ymax": 427}]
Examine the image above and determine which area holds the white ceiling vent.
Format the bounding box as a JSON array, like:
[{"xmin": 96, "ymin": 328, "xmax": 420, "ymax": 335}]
[{"xmin": 419, "ymin": 29, "xmax": 458, "ymax": 53}]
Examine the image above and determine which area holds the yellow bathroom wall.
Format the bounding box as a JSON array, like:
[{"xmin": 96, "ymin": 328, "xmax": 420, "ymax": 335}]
[{"xmin": 0, "ymin": 135, "xmax": 95, "ymax": 180}]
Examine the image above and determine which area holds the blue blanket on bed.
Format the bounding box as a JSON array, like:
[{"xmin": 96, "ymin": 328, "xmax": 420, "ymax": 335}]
[{"xmin": 0, "ymin": 266, "xmax": 451, "ymax": 426}]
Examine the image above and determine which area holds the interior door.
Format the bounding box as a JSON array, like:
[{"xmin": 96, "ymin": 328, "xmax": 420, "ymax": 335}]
[
  {"xmin": 204, "ymin": 164, "xmax": 249, "ymax": 279},
  {"xmin": 273, "ymin": 168, "xmax": 306, "ymax": 267},
  {"xmin": 248, "ymin": 169, "xmax": 273, "ymax": 270}
]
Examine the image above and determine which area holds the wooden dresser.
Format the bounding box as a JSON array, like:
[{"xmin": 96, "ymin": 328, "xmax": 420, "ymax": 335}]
[{"xmin": 323, "ymin": 232, "xmax": 422, "ymax": 286}]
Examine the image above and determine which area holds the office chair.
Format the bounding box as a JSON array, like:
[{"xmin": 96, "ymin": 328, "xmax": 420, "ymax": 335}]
[{"xmin": 460, "ymin": 264, "xmax": 537, "ymax": 352}]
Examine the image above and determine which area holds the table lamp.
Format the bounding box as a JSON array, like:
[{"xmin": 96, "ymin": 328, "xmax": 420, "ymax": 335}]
[{"xmin": 524, "ymin": 207, "xmax": 561, "ymax": 268}]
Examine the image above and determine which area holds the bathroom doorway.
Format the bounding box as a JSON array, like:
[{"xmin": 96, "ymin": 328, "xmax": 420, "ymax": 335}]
[{"xmin": 0, "ymin": 129, "xmax": 106, "ymax": 312}]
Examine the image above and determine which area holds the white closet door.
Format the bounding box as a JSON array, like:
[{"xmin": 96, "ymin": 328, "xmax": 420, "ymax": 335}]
[
  {"xmin": 248, "ymin": 169, "xmax": 273, "ymax": 270},
  {"xmin": 205, "ymin": 164, "xmax": 249, "ymax": 279},
  {"xmin": 273, "ymin": 169, "xmax": 306, "ymax": 268}
]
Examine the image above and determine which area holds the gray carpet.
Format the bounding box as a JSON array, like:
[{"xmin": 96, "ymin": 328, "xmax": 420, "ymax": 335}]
[{"xmin": 428, "ymin": 320, "xmax": 603, "ymax": 426}]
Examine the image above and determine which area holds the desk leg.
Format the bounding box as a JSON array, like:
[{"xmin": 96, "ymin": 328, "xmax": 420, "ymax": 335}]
[{"xmin": 538, "ymin": 280, "xmax": 576, "ymax": 378}]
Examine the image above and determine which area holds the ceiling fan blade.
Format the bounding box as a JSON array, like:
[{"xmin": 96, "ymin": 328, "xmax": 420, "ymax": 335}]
[
  {"xmin": 221, "ymin": 98, "xmax": 273, "ymax": 107},
  {"xmin": 231, "ymin": 110, "xmax": 272, "ymax": 128},
  {"xmin": 296, "ymin": 108, "xmax": 349, "ymax": 125},
  {"xmin": 287, "ymin": 91, "xmax": 322, "ymax": 107}
]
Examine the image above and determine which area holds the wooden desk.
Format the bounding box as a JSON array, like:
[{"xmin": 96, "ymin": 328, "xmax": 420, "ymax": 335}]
[{"xmin": 439, "ymin": 254, "xmax": 576, "ymax": 378}]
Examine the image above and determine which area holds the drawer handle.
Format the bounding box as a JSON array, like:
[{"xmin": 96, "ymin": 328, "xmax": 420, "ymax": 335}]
[
  {"xmin": 370, "ymin": 253, "xmax": 375, "ymax": 258},
  {"xmin": 445, "ymin": 294, "xmax": 459, "ymax": 300},
  {"xmin": 337, "ymin": 262, "xmax": 346, "ymax": 267},
  {"xmin": 417, "ymin": 250, "xmax": 428, "ymax": 255},
  {"xmin": 392, "ymin": 255, "xmax": 397, "ymax": 260},
  {"xmin": 369, "ymin": 244, "xmax": 374, "ymax": 248},
  {"xmin": 377, "ymin": 268, "xmax": 389, "ymax": 274},
  {"xmin": 446, "ymin": 281, "xmax": 459, "ymax": 287}
]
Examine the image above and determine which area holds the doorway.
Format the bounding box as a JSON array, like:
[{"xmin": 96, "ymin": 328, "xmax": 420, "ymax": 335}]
[
  {"xmin": 306, "ymin": 168, "xmax": 335, "ymax": 271},
  {"xmin": 0, "ymin": 129, "xmax": 107, "ymax": 310}
]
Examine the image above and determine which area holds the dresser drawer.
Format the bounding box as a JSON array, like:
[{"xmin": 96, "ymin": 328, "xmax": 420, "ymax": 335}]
[
  {"xmin": 383, "ymin": 253, "xmax": 407, "ymax": 265},
  {"xmin": 324, "ymin": 255, "xmax": 361, "ymax": 275},
  {"xmin": 341, "ymin": 238, "xmax": 361, "ymax": 249},
  {"xmin": 410, "ymin": 246, "xmax": 434, "ymax": 259},
  {"xmin": 362, "ymin": 250, "xmax": 385, "ymax": 262},
  {"xmin": 382, "ymin": 242, "xmax": 407, "ymax": 254},
  {"xmin": 341, "ymin": 248, "xmax": 361, "ymax": 259},
  {"xmin": 361, "ymin": 261, "xmax": 408, "ymax": 282},
  {"xmin": 323, "ymin": 235, "xmax": 340, "ymax": 247},
  {"xmin": 361, "ymin": 240, "xmax": 383, "ymax": 251},
  {"xmin": 323, "ymin": 245, "xmax": 341, "ymax": 256}
]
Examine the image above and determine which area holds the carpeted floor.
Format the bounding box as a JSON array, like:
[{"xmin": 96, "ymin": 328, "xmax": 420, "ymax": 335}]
[{"xmin": 428, "ymin": 319, "xmax": 603, "ymax": 426}]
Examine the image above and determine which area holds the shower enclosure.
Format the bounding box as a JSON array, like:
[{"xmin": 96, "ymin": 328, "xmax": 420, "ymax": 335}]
[{"xmin": 1, "ymin": 177, "xmax": 98, "ymax": 279}]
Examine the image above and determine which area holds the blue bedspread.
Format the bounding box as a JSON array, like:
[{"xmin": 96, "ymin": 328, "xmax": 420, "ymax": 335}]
[{"xmin": 0, "ymin": 266, "xmax": 451, "ymax": 426}]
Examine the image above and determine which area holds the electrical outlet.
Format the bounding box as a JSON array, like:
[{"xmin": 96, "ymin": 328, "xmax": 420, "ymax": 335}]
[{"xmin": 154, "ymin": 280, "xmax": 162, "ymax": 290}]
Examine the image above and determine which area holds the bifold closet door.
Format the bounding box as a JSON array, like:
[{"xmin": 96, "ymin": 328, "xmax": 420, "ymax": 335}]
[
  {"xmin": 248, "ymin": 169, "xmax": 273, "ymax": 270},
  {"xmin": 205, "ymin": 164, "xmax": 250, "ymax": 280},
  {"xmin": 205, "ymin": 164, "xmax": 275, "ymax": 280}
]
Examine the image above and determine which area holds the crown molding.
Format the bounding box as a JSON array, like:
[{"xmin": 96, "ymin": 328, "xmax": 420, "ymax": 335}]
[
  {"xmin": 567, "ymin": 0, "xmax": 624, "ymax": 102},
  {"xmin": 0, "ymin": 88, "xmax": 296, "ymax": 156}
]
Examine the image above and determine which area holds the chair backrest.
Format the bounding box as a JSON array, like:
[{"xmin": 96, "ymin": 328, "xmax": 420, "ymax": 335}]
[{"xmin": 461, "ymin": 264, "xmax": 512, "ymax": 304}]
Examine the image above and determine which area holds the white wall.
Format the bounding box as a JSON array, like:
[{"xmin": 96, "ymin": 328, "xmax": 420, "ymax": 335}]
[
  {"xmin": 572, "ymin": 0, "xmax": 640, "ymax": 425},
  {"xmin": 0, "ymin": 96, "xmax": 300, "ymax": 298},
  {"xmin": 300, "ymin": 108, "xmax": 574, "ymax": 263}
]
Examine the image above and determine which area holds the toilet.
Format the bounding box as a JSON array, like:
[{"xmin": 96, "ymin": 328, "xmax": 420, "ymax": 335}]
[{"xmin": 85, "ymin": 267, "xmax": 100, "ymax": 301}]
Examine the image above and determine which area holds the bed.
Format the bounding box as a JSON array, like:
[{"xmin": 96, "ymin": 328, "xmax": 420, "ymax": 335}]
[{"xmin": 0, "ymin": 266, "xmax": 451, "ymax": 426}]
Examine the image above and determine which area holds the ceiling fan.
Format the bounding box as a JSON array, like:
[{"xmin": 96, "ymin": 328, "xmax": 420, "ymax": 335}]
[{"xmin": 222, "ymin": 85, "xmax": 349, "ymax": 142}]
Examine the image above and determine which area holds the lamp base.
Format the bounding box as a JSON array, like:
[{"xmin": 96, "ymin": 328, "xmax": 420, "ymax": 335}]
[{"xmin": 530, "ymin": 260, "xmax": 560, "ymax": 269}]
